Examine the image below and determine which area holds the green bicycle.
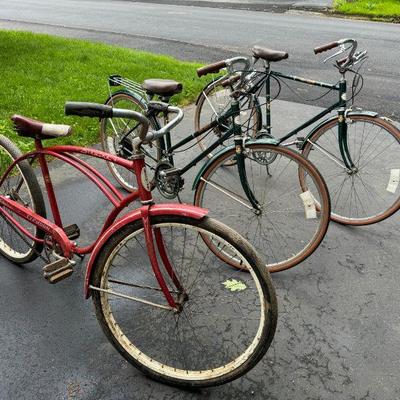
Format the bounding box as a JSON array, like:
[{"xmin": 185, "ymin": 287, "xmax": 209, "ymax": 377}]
[
  {"xmin": 194, "ymin": 38, "xmax": 400, "ymax": 225},
  {"xmin": 99, "ymin": 79, "xmax": 331, "ymax": 273}
]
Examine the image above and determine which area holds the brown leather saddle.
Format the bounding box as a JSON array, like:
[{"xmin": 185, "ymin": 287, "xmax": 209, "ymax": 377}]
[
  {"xmin": 251, "ymin": 46, "xmax": 289, "ymax": 62},
  {"xmin": 142, "ymin": 79, "xmax": 183, "ymax": 97},
  {"xmin": 12, "ymin": 115, "xmax": 72, "ymax": 140}
]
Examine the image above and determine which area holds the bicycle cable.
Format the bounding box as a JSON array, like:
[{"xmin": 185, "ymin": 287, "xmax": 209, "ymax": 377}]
[
  {"xmin": 252, "ymin": 74, "xmax": 282, "ymax": 109},
  {"xmin": 274, "ymin": 75, "xmax": 340, "ymax": 103},
  {"xmin": 347, "ymin": 58, "xmax": 366, "ymax": 105}
]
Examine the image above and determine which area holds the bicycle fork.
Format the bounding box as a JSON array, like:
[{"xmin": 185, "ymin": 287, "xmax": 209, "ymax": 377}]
[
  {"xmin": 233, "ymin": 131, "xmax": 262, "ymax": 213},
  {"xmin": 337, "ymin": 80, "xmax": 356, "ymax": 171},
  {"xmin": 140, "ymin": 206, "xmax": 186, "ymax": 312},
  {"xmin": 338, "ymin": 112, "xmax": 357, "ymax": 171}
]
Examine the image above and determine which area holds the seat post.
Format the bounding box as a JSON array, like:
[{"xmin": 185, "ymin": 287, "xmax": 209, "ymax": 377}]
[
  {"xmin": 264, "ymin": 61, "xmax": 272, "ymax": 135},
  {"xmin": 35, "ymin": 138, "xmax": 63, "ymax": 228}
]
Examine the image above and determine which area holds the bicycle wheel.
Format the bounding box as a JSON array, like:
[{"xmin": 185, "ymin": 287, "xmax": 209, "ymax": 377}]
[
  {"xmin": 0, "ymin": 135, "xmax": 46, "ymax": 263},
  {"xmin": 100, "ymin": 91, "xmax": 161, "ymax": 191},
  {"xmin": 91, "ymin": 215, "xmax": 277, "ymax": 388},
  {"xmin": 194, "ymin": 143, "xmax": 331, "ymax": 273},
  {"xmin": 301, "ymin": 114, "xmax": 400, "ymax": 225},
  {"xmin": 194, "ymin": 80, "xmax": 261, "ymax": 162}
]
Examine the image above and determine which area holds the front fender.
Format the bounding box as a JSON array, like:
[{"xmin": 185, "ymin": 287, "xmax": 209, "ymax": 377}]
[
  {"xmin": 300, "ymin": 110, "xmax": 379, "ymax": 150},
  {"xmin": 84, "ymin": 203, "xmax": 208, "ymax": 298},
  {"xmin": 192, "ymin": 137, "xmax": 279, "ymax": 191}
]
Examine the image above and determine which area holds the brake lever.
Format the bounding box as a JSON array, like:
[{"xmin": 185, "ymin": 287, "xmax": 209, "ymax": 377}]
[
  {"xmin": 323, "ymin": 44, "xmax": 351, "ymax": 63},
  {"xmin": 353, "ymin": 54, "xmax": 368, "ymax": 66},
  {"xmin": 354, "ymin": 50, "xmax": 368, "ymax": 62}
]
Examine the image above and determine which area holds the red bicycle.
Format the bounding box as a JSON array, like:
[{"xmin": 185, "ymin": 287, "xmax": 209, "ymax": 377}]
[{"xmin": 0, "ymin": 102, "xmax": 277, "ymax": 388}]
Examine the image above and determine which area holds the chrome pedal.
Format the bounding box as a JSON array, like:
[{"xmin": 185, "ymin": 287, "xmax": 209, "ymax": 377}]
[
  {"xmin": 43, "ymin": 258, "xmax": 74, "ymax": 284},
  {"xmin": 63, "ymin": 224, "xmax": 80, "ymax": 240}
]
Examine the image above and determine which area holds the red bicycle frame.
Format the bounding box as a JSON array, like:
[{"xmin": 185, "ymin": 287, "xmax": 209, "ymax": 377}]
[{"xmin": 0, "ymin": 138, "xmax": 208, "ymax": 306}]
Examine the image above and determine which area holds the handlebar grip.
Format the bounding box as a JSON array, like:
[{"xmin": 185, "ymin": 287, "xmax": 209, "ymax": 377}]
[
  {"xmin": 197, "ymin": 60, "xmax": 227, "ymax": 77},
  {"xmin": 65, "ymin": 102, "xmax": 150, "ymax": 141},
  {"xmin": 65, "ymin": 102, "xmax": 113, "ymax": 118},
  {"xmin": 314, "ymin": 41, "xmax": 339, "ymax": 54},
  {"xmin": 221, "ymin": 74, "xmax": 241, "ymax": 88},
  {"xmin": 147, "ymin": 101, "xmax": 170, "ymax": 113},
  {"xmin": 336, "ymin": 56, "xmax": 348, "ymax": 66}
]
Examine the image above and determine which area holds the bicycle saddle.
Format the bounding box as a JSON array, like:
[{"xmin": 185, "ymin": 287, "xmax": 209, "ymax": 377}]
[
  {"xmin": 251, "ymin": 46, "xmax": 289, "ymax": 62},
  {"xmin": 12, "ymin": 115, "xmax": 72, "ymax": 139},
  {"xmin": 142, "ymin": 79, "xmax": 183, "ymax": 97}
]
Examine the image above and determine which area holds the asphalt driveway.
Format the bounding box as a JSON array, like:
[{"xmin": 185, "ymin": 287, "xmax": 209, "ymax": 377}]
[{"xmin": 1, "ymin": 102, "xmax": 399, "ymax": 400}]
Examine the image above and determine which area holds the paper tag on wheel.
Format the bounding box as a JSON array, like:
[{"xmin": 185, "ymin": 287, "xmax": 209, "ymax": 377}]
[
  {"xmin": 299, "ymin": 191, "xmax": 317, "ymax": 219},
  {"xmin": 386, "ymin": 169, "xmax": 400, "ymax": 193}
]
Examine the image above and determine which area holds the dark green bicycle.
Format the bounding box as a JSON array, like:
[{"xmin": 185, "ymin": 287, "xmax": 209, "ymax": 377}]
[
  {"xmin": 194, "ymin": 38, "xmax": 400, "ymax": 226},
  {"xmin": 99, "ymin": 77, "xmax": 331, "ymax": 273}
]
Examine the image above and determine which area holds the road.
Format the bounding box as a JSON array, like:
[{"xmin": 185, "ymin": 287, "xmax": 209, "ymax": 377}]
[
  {"xmin": 0, "ymin": 2, "xmax": 399, "ymax": 400},
  {"xmin": 0, "ymin": 0, "xmax": 399, "ymax": 119}
]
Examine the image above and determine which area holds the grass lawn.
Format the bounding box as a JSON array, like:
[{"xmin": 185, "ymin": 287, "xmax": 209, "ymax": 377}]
[
  {"xmin": 333, "ymin": 0, "xmax": 400, "ymax": 20},
  {"xmin": 0, "ymin": 30, "xmax": 206, "ymax": 152}
]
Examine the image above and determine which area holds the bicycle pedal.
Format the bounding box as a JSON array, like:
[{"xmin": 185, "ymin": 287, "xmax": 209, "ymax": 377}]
[
  {"xmin": 63, "ymin": 224, "xmax": 80, "ymax": 240},
  {"xmin": 296, "ymin": 137, "xmax": 305, "ymax": 149},
  {"xmin": 43, "ymin": 258, "xmax": 74, "ymax": 284}
]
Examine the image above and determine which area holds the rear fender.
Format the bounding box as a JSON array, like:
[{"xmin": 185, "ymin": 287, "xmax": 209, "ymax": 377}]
[
  {"xmin": 84, "ymin": 203, "xmax": 208, "ymax": 298},
  {"xmin": 105, "ymin": 89, "xmax": 148, "ymax": 108}
]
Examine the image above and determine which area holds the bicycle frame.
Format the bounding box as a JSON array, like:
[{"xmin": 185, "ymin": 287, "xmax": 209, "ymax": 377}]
[
  {"xmin": 147, "ymin": 100, "xmax": 264, "ymax": 209},
  {"xmin": 0, "ymin": 138, "xmax": 208, "ymax": 304},
  {"xmin": 249, "ymin": 64, "xmax": 355, "ymax": 170}
]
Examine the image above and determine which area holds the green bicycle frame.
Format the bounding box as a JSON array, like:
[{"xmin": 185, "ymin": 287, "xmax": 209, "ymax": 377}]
[
  {"xmin": 148, "ymin": 100, "xmax": 262, "ymax": 209},
  {"xmin": 253, "ymin": 67, "xmax": 355, "ymax": 170}
]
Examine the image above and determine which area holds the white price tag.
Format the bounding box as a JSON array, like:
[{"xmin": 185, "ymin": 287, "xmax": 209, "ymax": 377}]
[
  {"xmin": 386, "ymin": 169, "xmax": 400, "ymax": 193},
  {"xmin": 299, "ymin": 190, "xmax": 317, "ymax": 219}
]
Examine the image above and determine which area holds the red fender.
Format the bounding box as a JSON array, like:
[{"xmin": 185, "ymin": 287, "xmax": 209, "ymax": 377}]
[{"xmin": 84, "ymin": 203, "xmax": 208, "ymax": 298}]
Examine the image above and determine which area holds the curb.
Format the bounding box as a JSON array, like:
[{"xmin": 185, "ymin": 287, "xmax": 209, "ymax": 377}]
[{"xmin": 121, "ymin": 0, "xmax": 331, "ymax": 13}]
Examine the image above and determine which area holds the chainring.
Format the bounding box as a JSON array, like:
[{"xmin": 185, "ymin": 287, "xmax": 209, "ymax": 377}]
[
  {"xmin": 154, "ymin": 161, "xmax": 184, "ymax": 199},
  {"xmin": 249, "ymin": 131, "xmax": 278, "ymax": 165}
]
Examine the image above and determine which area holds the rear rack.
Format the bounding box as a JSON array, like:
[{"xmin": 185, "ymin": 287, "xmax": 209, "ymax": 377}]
[{"xmin": 108, "ymin": 75, "xmax": 149, "ymax": 106}]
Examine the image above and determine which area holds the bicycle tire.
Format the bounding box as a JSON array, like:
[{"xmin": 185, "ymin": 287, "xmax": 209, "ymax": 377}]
[
  {"xmin": 301, "ymin": 114, "xmax": 400, "ymax": 225},
  {"xmin": 100, "ymin": 91, "xmax": 161, "ymax": 191},
  {"xmin": 0, "ymin": 135, "xmax": 46, "ymax": 263},
  {"xmin": 91, "ymin": 215, "xmax": 277, "ymax": 388},
  {"xmin": 194, "ymin": 143, "xmax": 331, "ymax": 272},
  {"xmin": 194, "ymin": 80, "xmax": 261, "ymax": 163}
]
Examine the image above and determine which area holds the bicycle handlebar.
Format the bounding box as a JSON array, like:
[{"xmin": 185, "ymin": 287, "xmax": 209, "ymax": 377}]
[
  {"xmin": 64, "ymin": 101, "xmax": 150, "ymax": 143},
  {"xmin": 145, "ymin": 104, "xmax": 184, "ymax": 142},
  {"xmin": 196, "ymin": 56, "xmax": 251, "ymax": 79},
  {"xmin": 197, "ymin": 60, "xmax": 227, "ymax": 77},
  {"xmin": 314, "ymin": 38, "xmax": 360, "ymax": 71},
  {"xmin": 65, "ymin": 102, "xmax": 113, "ymax": 118},
  {"xmin": 314, "ymin": 41, "xmax": 340, "ymax": 54},
  {"xmin": 221, "ymin": 74, "xmax": 241, "ymax": 88}
]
